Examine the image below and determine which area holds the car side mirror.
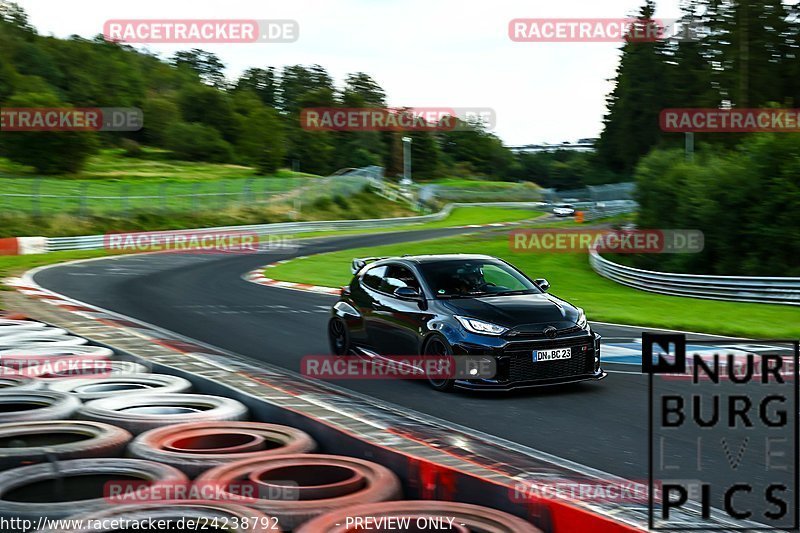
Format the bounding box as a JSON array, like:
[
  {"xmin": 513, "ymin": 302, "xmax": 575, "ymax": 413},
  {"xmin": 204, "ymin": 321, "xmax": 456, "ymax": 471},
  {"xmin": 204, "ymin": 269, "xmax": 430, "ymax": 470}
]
[
  {"xmin": 534, "ymin": 278, "xmax": 550, "ymax": 292},
  {"xmin": 394, "ymin": 286, "xmax": 422, "ymax": 300}
]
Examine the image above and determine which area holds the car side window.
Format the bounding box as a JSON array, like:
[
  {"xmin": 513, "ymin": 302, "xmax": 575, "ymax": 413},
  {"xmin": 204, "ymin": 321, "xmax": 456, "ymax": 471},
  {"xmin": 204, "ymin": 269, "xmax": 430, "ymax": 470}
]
[
  {"xmin": 381, "ymin": 265, "xmax": 421, "ymax": 294},
  {"xmin": 361, "ymin": 265, "xmax": 387, "ymax": 291}
]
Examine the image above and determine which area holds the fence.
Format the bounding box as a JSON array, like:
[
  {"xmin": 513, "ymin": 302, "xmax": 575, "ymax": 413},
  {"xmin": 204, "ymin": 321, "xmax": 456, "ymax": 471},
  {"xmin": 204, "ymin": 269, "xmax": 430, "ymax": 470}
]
[
  {"xmin": 0, "ymin": 176, "xmax": 311, "ymax": 216},
  {"xmin": 589, "ymin": 248, "xmax": 800, "ymax": 306},
  {"xmin": 43, "ymin": 201, "xmax": 548, "ymax": 252}
]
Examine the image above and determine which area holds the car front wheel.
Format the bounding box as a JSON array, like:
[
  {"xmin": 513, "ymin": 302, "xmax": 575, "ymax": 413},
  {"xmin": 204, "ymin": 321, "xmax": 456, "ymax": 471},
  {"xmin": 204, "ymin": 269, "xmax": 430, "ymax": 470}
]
[
  {"xmin": 423, "ymin": 334, "xmax": 455, "ymax": 392},
  {"xmin": 328, "ymin": 317, "xmax": 350, "ymax": 356}
]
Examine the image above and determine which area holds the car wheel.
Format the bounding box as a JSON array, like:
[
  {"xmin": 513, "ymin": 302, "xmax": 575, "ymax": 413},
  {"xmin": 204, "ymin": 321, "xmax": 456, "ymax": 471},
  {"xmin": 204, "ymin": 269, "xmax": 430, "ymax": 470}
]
[
  {"xmin": 328, "ymin": 318, "xmax": 349, "ymax": 356},
  {"xmin": 423, "ymin": 334, "xmax": 455, "ymax": 392}
]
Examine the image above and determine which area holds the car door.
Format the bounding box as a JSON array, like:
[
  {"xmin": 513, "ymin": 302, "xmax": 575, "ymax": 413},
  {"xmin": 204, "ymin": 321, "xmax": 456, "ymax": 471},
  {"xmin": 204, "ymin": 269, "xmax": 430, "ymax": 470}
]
[
  {"xmin": 349, "ymin": 265, "xmax": 387, "ymax": 351},
  {"xmin": 370, "ymin": 264, "xmax": 428, "ymax": 356}
]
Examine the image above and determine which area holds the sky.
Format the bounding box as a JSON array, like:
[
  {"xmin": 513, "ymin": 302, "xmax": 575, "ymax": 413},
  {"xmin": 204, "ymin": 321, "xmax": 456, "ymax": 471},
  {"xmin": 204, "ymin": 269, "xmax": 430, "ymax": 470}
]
[{"xmin": 16, "ymin": 0, "xmax": 683, "ymax": 146}]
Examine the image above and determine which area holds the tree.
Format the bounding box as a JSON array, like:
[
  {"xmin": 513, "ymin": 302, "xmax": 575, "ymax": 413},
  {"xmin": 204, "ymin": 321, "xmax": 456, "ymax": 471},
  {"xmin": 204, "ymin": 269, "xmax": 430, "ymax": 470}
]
[
  {"xmin": 596, "ymin": 1, "xmax": 668, "ymax": 174},
  {"xmin": 177, "ymin": 84, "xmax": 239, "ymax": 143},
  {"xmin": 141, "ymin": 96, "xmax": 180, "ymax": 146},
  {"xmin": 235, "ymin": 67, "xmax": 278, "ymax": 108},
  {"xmin": 164, "ymin": 122, "xmax": 233, "ymax": 163},
  {"xmin": 0, "ymin": 91, "xmax": 98, "ymax": 174},
  {"xmin": 236, "ymin": 106, "xmax": 286, "ymax": 174},
  {"xmin": 341, "ymin": 72, "xmax": 386, "ymax": 107},
  {"xmin": 171, "ymin": 49, "xmax": 226, "ymax": 88}
]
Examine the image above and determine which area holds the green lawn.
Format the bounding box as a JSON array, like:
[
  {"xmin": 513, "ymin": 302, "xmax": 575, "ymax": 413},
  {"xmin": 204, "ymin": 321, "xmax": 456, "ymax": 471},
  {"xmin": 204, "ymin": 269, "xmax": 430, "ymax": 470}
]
[
  {"xmin": 0, "ymin": 148, "xmax": 318, "ymax": 215},
  {"xmin": 265, "ymin": 233, "xmax": 800, "ymax": 339},
  {"xmin": 264, "ymin": 206, "xmax": 546, "ymax": 241},
  {"xmin": 426, "ymin": 177, "xmax": 523, "ymax": 189}
]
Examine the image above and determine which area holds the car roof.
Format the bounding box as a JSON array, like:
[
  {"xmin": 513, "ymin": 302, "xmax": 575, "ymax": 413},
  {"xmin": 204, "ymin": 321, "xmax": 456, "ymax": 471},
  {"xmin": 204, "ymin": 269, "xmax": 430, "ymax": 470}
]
[{"xmin": 382, "ymin": 254, "xmax": 498, "ymax": 265}]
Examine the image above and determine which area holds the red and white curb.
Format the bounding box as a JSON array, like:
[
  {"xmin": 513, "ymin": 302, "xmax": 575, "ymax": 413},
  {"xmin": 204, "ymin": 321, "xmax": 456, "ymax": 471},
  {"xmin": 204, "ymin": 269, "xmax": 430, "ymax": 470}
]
[{"xmin": 243, "ymin": 258, "xmax": 341, "ymax": 296}]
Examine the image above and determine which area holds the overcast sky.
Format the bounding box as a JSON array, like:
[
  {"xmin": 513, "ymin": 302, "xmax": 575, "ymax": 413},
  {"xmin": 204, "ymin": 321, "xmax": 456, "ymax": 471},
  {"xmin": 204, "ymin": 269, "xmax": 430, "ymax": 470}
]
[{"xmin": 17, "ymin": 0, "xmax": 683, "ymax": 145}]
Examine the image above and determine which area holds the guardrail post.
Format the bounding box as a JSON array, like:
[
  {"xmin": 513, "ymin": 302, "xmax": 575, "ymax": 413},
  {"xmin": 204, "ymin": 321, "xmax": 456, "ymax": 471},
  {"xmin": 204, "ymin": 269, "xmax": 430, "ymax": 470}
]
[{"xmin": 121, "ymin": 183, "xmax": 129, "ymax": 217}]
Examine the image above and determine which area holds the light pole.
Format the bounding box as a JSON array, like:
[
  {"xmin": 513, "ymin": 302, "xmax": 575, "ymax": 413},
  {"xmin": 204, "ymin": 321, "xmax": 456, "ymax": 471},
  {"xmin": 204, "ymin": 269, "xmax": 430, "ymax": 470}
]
[{"xmin": 402, "ymin": 136, "xmax": 412, "ymax": 185}]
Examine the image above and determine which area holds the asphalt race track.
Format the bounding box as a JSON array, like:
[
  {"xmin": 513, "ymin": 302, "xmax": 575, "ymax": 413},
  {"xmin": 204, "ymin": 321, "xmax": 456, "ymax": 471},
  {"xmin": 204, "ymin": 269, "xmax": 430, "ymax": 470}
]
[{"xmin": 33, "ymin": 227, "xmax": 795, "ymax": 515}]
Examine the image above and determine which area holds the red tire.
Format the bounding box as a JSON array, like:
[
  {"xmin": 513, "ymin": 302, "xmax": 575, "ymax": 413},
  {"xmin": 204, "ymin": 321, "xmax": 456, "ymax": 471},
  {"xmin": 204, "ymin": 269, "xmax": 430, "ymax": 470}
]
[
  {"xmin": 295, "ymin": 501, "xmax": 544, "ymax": 532},
  {"xmin": 194, "ymin": 454, "xmax": 402, "ymax": 530},
  {"xmin": 129, "ymin": 422, "xmax": 316, "ymax": 477}
]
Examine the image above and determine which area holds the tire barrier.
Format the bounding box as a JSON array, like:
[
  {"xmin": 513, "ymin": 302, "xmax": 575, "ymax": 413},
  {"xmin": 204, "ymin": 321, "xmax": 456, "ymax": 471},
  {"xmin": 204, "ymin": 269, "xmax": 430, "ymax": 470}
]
[
  {"xmin": 34, "ymin": 360, "xmax": 149, "ymax": 380},
  {"xmin": 0, "ymin": 458, "xmax": 187, "ymax": 520},
  {"xmin": 0, "ymin": 420, "xmax": 132, "ymax": 470},
  {"xmin": 0, "ymin": 319, "xmax": 47, "ymax": 332},
  {"xmin": 0, "ymin": 375, "xmax": 41, "ymax": 390},
  {"xmin": 195, "ymin": 454, "xmax": 403, "ymax": 530},
  {"xmin": 295, "ymin": 501, "xmax": 544, "ymax": 532},
  {"xmin": 77, "ymin": 393, "xmax": 250, "ymax": 434},
  {"xmin": 0, "ymin": 346, "xmax": 115, "ymax": 373},
  {"xmin": 0, "ymin": 327, "xmax": 88, "ymax": 349},
  {"xmin": 42, "ymin": 501, "xmax": 281, "ymax": 532},
  {"xmin": 129, "ymin": 422, "xmax": 317, "ymax": 477},
  {"xmin": 48, "ymin": 373, "xmax": 192, "ymax": 401},
  {"xmin": 0, "ymin": 390, "xmax": 81, "ymax": 422}
]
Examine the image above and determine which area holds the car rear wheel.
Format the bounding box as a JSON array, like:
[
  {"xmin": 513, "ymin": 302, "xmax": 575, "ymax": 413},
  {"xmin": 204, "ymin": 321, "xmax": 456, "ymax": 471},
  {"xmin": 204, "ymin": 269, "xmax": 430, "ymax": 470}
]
[
  {"xmin": 328, "ymin": 318, "xmax": 349, "ymax": 356},
  {"xmin": 424, "ymin": 334, "xmax": 455, "ymax": 392}
]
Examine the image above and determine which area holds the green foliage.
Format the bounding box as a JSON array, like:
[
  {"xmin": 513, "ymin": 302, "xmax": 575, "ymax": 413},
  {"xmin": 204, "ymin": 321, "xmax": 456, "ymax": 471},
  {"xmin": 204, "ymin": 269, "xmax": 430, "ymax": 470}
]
[
  {"xmin": 633, "ymin": 134, "xmax": 800, "ymax": 276},
  {"xmin": 236, "ymin": 106, "xmax": 286, "ymax": 174},
  {"xmin": 0, "ymin": 92, "xmax": 98, "ymax": 173},
  {"xmin": 164, "ymin": 122, "xmax": 233, "ymax": 163}
]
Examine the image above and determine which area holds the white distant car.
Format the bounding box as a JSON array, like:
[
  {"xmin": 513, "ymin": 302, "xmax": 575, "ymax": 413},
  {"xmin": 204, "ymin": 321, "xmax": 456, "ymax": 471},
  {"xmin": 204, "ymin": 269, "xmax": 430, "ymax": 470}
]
[{"xmin": 552, "ymin": 204, "xmax": 576, "ymax": 217}]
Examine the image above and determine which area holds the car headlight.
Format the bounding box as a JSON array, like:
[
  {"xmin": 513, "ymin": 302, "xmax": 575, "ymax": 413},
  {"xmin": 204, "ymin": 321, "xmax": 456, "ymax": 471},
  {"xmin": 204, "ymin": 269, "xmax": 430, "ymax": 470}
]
[
  {"xmin": 576, "ymin": 308, "xmax": 588, "ymax": 329},
  {"xmin": 455, "ymin": 316, "xmax": 508, "ymax": 336}
]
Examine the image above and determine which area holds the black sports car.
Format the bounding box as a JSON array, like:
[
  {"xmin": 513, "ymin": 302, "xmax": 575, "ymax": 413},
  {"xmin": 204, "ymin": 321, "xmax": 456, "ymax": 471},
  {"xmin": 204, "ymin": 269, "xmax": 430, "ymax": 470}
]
[{"xmin": 328, "ymin": 254, "xmax": 605, "ymax": 391}]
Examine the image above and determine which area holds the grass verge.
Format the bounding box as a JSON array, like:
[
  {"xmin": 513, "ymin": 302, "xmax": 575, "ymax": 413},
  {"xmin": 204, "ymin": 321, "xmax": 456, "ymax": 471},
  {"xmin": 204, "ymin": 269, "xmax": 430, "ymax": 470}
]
[{"xmin": 265, "ymin": 232, "xmax": 800, "ymax": 339}]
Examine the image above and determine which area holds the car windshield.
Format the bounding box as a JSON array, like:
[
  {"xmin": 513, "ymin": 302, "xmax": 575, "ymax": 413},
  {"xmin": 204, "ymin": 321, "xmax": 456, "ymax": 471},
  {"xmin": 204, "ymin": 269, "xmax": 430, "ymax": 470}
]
[{"xmin": 417, "ymin": 259, "xmax": 541, "ymax": 298}]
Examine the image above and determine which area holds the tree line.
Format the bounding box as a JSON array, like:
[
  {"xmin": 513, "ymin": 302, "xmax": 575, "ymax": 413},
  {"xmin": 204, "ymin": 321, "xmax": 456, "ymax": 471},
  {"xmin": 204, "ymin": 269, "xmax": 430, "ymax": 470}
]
[
  {"xmin": 602, "ymin": 0, "xmax": 800, "ymax": 276},
  {"xmin": 0, "ymin": 3, "xmax": 523, "ymax": 179}
]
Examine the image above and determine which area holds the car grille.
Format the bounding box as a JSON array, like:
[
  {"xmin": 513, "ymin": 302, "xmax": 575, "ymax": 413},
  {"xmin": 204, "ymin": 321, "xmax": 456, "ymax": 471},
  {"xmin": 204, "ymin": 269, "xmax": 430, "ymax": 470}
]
[
  {"xmin": 504, "ymin": 325, "xmax": 583, "ymax": 339},
  {"xmin": 504, "ymin": 336, "xmax": 595, "ymax": 382}
]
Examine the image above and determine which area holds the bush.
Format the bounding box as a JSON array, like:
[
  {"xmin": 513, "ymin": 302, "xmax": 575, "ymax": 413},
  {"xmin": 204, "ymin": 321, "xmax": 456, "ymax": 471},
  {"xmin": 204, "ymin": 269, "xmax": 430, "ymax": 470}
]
[
  {"xmin": 120, "ymin": 138, "xmax": 143, "ymax": 157},
  {"xmin": 0, "ymin": 92, "xmax": 98, "ymax": 174},
  {"xmin": 164, "ymin": 122, "xmax": 233, "ymax": 163}
]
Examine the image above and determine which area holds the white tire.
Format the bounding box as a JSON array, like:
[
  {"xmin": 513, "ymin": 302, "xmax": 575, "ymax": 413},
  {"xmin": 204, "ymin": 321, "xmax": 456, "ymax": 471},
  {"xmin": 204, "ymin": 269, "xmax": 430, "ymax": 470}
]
[
  {"xmin": 77, "ymin": 393, "xmax": 249, "ymax": 434},
  {"xmin": 49, "ymin": 373, "xmax": 192, "ymax": 400}
]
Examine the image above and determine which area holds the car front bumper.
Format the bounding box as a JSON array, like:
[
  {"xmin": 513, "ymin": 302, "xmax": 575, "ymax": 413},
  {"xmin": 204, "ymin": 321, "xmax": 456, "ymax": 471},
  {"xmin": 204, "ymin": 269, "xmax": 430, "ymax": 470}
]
[{"xmin": 450, "ymin": 331, "xmax": 604, "ymax": 391}]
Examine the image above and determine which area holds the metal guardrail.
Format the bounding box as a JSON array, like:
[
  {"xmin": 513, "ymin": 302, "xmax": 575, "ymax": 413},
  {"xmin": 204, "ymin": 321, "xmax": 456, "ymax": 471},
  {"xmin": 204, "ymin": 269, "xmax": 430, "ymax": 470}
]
[
  {"xmin": 589, "ymin": 248, "xmax": 800, "ymax": 306},
  {"xmin": 46, "ymin": 202, "xmax": 548, "ymax": 252}
]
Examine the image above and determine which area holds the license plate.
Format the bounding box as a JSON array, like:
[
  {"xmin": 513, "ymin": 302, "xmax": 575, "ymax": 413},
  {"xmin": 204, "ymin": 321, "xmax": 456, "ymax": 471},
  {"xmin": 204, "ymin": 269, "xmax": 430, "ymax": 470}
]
[{"xmin": 533, "ymin": 347, "xmax": 572, "ymax": 362}]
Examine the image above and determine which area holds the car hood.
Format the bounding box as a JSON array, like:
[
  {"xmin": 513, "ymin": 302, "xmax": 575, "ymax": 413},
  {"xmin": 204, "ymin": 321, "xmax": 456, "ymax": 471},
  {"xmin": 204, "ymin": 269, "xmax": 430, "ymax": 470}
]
[{"xmin": 441, "ymin": 293, "xmax": 581, "ymax": 329}]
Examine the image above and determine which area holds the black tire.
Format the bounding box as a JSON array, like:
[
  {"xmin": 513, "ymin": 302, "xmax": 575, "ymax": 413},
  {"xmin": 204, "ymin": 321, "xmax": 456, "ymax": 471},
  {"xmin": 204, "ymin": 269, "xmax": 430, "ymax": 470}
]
[
  {"xmin": 0, "ymin": 390, "xmax": 81, "ymax": 422},
  {"xmin": 0, "ymin": 458, "xmax": 187, "ymax": 520},
  {"xmin": 328, "ymin": 318, "xmax": 349, "ymax": 356},
  {"xmin": 0, "ymin": 420, "xmax": 132, "ymax": 470},
  {"xmin": 77, "ymin": 393, "xmax": 249, "ymax": 435},
  {"xmin": 423, "ymin": 334, "xmax": 455, "ymax": 392}
]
